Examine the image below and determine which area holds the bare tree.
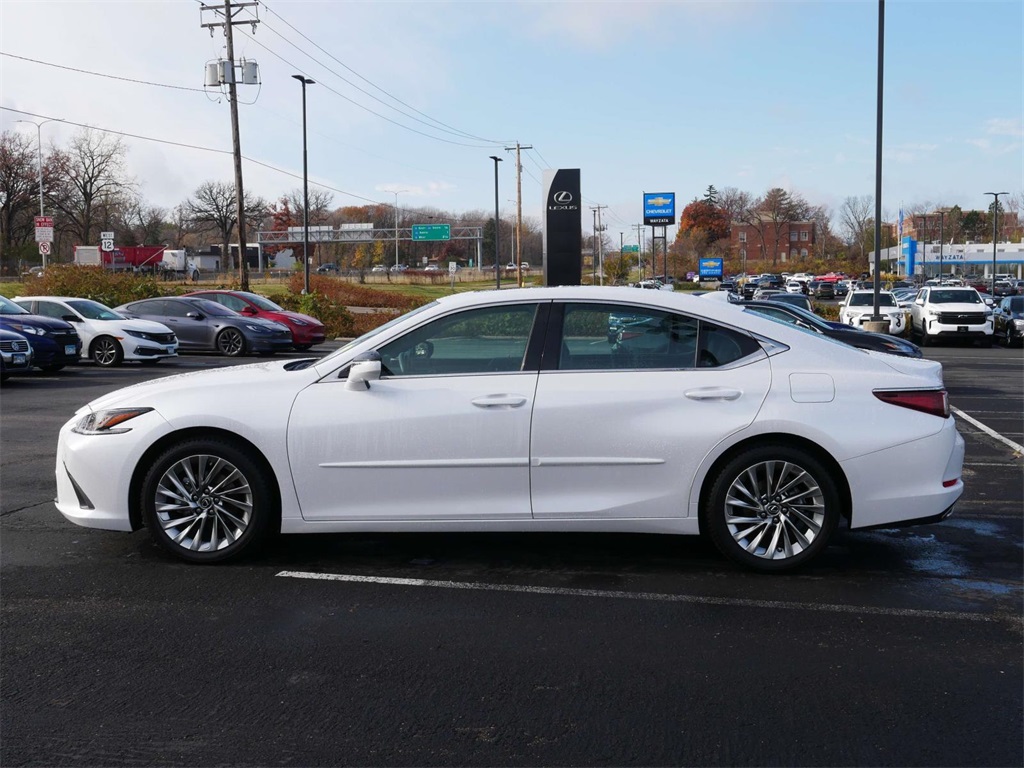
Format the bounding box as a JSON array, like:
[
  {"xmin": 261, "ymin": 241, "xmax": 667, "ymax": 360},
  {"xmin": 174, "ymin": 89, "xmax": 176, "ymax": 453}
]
[
  {"xmin": 740, "ymin": 188, "xmax": 810, "ymax": 267},
  {"xmin": 47, "ymin": 128, "xmax": 133, "ymax": 246},
  {"xmin": 838, "ymin": 195, "xmax": 874, "ymax": 260},
  {"xmin": 283, "ymin": 188, "xmax": 335, "ymax": 225},
  {"xmin": 184, "ymin": 181, "xmax": 267, "ymax": 270},
  {"xmin": 0, "ymin": 131, "xmax": 39, "ymax": 271}
]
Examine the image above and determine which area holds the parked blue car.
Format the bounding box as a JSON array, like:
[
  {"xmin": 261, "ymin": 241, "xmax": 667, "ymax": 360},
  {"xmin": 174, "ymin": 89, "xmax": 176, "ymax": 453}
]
[
  {"xmin": 0, "ymin": 295, "xmax": 81, "ymax": 372},
  {"xmin": 0, "ymin": 328, "xmax": 33, "ymax": 381}
]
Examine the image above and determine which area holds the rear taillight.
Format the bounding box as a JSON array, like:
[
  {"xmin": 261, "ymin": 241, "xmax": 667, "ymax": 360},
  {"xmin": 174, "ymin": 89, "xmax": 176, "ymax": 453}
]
[{"xmin": 873, "ymin": 389, "xmax": 949, "ymax": 418}]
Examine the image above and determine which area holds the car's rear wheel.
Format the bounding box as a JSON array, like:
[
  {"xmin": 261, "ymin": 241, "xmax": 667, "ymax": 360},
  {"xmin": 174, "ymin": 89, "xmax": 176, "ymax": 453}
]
[
  {"xmin": 140, "ymin": 438, "xmax": 274, "ymax": 563},
  {"xmin": 704, "ymin": 446, "xmax": 840, "ymax": 572},
  {"xmin": 91, "ymin": 336, "xmax": 124, "ymax": 367},
  {"xmin": 216, "ymin": 328, "xmax": 245, "ymax": 357},
  {"xmin": 293, "ymin": 344, "xmax": 313, "ymax": 351}
]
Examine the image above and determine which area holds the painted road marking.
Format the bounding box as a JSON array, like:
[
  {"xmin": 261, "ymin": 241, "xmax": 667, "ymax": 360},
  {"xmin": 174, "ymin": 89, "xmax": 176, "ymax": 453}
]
[
  {"xmin": 276, "ymin": 571, "xmax": 1015, "ymax": 624},
  {"xmin": 952, "ymin": 406, "xmax": 1024, "ymax": 455}
]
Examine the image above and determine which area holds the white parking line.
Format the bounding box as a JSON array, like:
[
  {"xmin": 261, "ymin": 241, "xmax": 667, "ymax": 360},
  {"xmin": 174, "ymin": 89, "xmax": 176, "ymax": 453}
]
[
  {"xmin": 276, "ymin": 571, "xmax": 1011, "ymax": 624},
  {"xmin": 952, "ymin": 406, "xmax": 1024, "ymax": 455}
]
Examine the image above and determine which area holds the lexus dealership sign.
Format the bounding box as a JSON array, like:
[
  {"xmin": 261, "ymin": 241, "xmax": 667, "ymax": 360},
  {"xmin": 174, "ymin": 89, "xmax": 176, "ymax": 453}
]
[{"xmin": 542, "ymin": 169, "xmax": 582, "ymax": 286}]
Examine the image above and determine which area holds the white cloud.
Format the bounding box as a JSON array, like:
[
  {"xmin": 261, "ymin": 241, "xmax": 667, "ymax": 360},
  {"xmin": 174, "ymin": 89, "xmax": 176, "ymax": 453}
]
[{"xmin": 986, "ymin": 117, "xmax": 1023, "ymax": 137}]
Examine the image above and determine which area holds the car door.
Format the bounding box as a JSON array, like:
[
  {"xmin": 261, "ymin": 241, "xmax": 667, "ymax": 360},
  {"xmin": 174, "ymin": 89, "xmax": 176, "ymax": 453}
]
[
  {"xmin": 287, "ymin": 302, "xmax": 545, "ymax": 522},
  {"xmin": 529, "ymin": 301, "xmax": 771, "ymax": 520}
]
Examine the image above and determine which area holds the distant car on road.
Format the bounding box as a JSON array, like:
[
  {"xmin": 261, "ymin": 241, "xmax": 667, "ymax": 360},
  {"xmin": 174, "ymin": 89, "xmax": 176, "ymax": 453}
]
[
  {"xmin": 315, "ymin": 263, "xmax": 339, "ymax": 274},
  {"xmin": 909, "ymin": 287, "xmax": 994, "ymax": 347},
  {"xmin": 808, "ymin": 280, "xmax": 835, "ymax": 300}
]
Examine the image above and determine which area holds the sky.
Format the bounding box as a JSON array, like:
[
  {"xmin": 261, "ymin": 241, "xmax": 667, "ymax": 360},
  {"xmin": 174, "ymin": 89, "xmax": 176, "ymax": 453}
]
[{"xmin": 1, "ymin": 0, "xmax": 1022, "ymax": 244}]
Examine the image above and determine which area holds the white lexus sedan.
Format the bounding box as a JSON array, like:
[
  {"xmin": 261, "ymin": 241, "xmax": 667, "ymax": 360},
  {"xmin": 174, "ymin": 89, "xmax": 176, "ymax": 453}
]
[
  {"xmin": 55, "ymin": 287, "xmax": 964, "ymax": 572},
  {"xmin": 16, "ymin": 296, "xmax": 178, "ymax": 366}
]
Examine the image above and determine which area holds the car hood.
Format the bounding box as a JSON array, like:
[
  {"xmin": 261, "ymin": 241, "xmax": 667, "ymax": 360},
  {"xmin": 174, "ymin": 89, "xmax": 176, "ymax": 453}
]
[
  {"xmin": 106, "ymin": 318, "xmax": 175, "ymax": 334},
  {"xmin": 0, "ymin": 313, "xmax": 74, "ymax": 332},
  {"xmin": 268, "ymin": 310, "xmax": 322, "ymax": 326},
  {"xmin": 79, "ymin": 359, "xmax": 314, "ymax": 415}
]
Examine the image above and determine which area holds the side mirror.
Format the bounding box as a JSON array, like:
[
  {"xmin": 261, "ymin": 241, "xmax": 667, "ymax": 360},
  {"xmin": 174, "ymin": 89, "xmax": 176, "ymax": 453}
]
[
  {"xmin": 346, "ymin": 353, "xmax": 382, "ymax": 391},
  {"xmin": 186, "ymin": 311, "xmax": 204, "ymax": 320},
  {"xmin": 243, "ymin": 306, "xmax": 258, "ymax": 315},
  {"xmin": 62, "ymin": 315, "xmax": 81, "ymax": 323}
]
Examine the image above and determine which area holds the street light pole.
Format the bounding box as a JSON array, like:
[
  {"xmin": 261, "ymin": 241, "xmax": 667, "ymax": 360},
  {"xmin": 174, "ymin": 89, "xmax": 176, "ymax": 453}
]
[
  {"xmin": 392, "ymin": 189, "xmax": 407, "ymax": 272},
  {"xmin": 16, "ymin": 118, "xmax": 60, "ymax": 269},
  {"xmin": 291, "ymin": 75, "xmax": 314, "ymax": 295},
  {"xmin": 919, "ymin": 214, "xmax": 928, "ymax": 279},
  {"xmin": 936, "ymin": 209, "xmax": 944, "ymax": 282},
  {"xmin": 489, "ymin": 156, "xmax": 502, "ymax": 290},
  {"xmin": 985, "ymin": 192, "xmax": 1009, "ymax": 295}
]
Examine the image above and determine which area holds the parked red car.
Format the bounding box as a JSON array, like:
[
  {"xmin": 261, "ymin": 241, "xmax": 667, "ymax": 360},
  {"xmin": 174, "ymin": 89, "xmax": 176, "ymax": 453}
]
[{"xmin": 184, "ymin": 290, "xmax": 326, "ymax": 350}]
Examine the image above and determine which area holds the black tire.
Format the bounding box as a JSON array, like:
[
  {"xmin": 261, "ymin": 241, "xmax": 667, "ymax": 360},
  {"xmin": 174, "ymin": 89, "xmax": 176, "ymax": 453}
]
[
  {"xmin": 140, "ymin": 437, "xmax": 275, "ymax": 564},
  {"xmin": 39, "ymin": 363, "xmax": 65, "ymax": 373},
  {"xmin": 139, "ymin": 359, "xmax": 161, "ymax": 366},
  {"xmin": 980, "ymin": 336, "xmax": 993, "ymax": 348},
  {"xmin": 703, "ymin": 445, "xmax": 840, "ymax": 572},
  {"xmin": 91, "ymin": 336, "xmax": 124, "ymax": 367},
  {"xmin": 293, "ymin": 344, "xmax": 313, "ymax": 352},
  {"xmin": 216, "ymin": 328, "xmax": 246, "ymax": 357}
]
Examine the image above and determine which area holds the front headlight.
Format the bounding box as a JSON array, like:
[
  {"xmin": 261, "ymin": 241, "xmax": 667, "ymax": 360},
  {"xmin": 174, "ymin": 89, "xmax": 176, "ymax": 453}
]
[
  {"xmin": 15, "ymin": 324, "xmax": 47, "ymax": 336},
  {"xmin": 72, "ymin": 407, "xmax": 154, "ymax": 435},
  {"xmin": 126, "ymin": 329, "xmax": 156, "ymax": 341},
  {"xmin": 245, "ymin": 323, "xmax": 272, "ymax": 334},
  {"xmin": 290, "ymin": 318, "xmax": 309, "ymax": 326},
  {"xmin": 1013, "ymin": 319, "xmax": 1024, "ymax": 329}
]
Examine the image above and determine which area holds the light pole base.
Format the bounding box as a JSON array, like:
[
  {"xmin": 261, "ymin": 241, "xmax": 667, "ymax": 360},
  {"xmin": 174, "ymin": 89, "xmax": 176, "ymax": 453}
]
[{"xmin": 862, "ymin": 319, "xmax": 889, "ymax": 334}]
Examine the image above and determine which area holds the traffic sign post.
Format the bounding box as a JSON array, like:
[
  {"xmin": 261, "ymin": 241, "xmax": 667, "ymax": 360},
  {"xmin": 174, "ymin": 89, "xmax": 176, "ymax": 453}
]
[
  {"xmin": 622, "ymin": 245, "xmax": 639, "ymax": 253},
  {"xmin": 38, "ymin": 241, "xmax": 51, "ymax": 257},
  {"xmin": 35, "ymin": 216, "xmax": 54, "ymax": 269},
  {"xmin": 100, "ymin": 231, "xmax": 115, "ymax": 253},
  {"xmin": 412, "ymin": 224, "xmax": 451, "ymax": 242}
]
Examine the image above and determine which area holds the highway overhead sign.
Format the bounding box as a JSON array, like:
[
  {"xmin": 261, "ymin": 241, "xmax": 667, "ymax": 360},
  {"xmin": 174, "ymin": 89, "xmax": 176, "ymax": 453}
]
[{"xmin": 412, "ymin": 224, "xmax": 451, "ymax": 241}]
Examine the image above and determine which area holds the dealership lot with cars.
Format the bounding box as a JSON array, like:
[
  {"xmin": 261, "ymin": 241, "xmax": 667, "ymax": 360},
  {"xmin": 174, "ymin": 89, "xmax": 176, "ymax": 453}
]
[{"xmin": 1, "ymin": 291, "xmax": 1021, "ymax": 766}]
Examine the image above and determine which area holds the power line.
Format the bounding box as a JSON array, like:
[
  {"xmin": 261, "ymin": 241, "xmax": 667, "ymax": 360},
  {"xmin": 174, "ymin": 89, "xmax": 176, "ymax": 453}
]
[
  {"xmin": 256, "ymin": 0, "xmax": 510, "ymax": 145},
  {"xmin": 0, "ymin": 106, "xmax": 384, "ymax": 206},
  {"xmin": 0, "ymin": 51, "xmax": 207, "ymax": 93},
  {"xmin": 235, "ymin": 29, "xmax": 500, "ymax": 149}
]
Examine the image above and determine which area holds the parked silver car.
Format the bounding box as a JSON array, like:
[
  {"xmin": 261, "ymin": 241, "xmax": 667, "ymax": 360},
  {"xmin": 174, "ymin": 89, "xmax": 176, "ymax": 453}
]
[{"xmin": 115, "ymin": 297, "xmax": 293, "ymax": 356}]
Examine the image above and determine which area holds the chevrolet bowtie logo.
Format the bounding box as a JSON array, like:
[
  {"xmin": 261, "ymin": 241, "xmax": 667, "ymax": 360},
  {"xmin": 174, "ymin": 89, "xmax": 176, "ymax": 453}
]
[{"xmin": 647, "ymin": 196, "xmax": 672, "ymax": 206}]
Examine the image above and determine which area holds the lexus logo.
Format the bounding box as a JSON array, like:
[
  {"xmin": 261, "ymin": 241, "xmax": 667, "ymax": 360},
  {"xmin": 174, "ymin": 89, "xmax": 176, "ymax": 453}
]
[{"xmin": 553, "ymin": 191, "xmax": 573, "ymax": 204}]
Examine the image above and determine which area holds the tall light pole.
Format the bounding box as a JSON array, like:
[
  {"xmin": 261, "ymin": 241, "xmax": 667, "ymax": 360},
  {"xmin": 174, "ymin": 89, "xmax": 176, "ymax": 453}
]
[
  {"xmin": 16, "ymin": 118, "xmax": 60, "ymax": 269},
  {"xmin": 985, "ymin": 192, "xmax": 1008, "ymax": 295},
  {"xmin": 936, "ymin": 209, "xmax": 945, "ymax": 282},
  {"xmin": 291, "ymin": 75, "xmax": 314, "ymax": 294},
  {"xmin": 490, "ymin": 156, "xmax": 502, "ymax": 290},
  {"xmin": 392, "ymin": 189, "xmax": 407, "ymax": 271},
  {"xmin": 919, "ymin": 214, "xmax": 928, "ymax": 279}
]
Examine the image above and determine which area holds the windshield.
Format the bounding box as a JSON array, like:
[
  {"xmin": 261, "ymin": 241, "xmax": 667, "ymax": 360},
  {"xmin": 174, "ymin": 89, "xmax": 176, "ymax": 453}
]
[
  {"xmin": 189, "ymin": 298, "xmax": 238, "ymax": 317},
  {"xmin": 242, "ymin": 292, "xmax": 284, "ymax": 311},
  {"xmin": 931, "ymin": 290, "xmax": 982, "ymax": 305},
  {"xmin": 849, "ymin": 293, "xmax": 896, "ymax": 307},
  {"xmin": 67, "ymin": 299, "xmax": 125, "ymax": 321},
  {"xmin": 1006, "ymin": 297, "xmax": 1024, "ymax": 312},
  {"xmin": 319, "ymin": 301, "xmax": 439, "ymax": 364},
  {"xmin": 746, "ymin": 303, "xmax": 829, "ymax": 331},
  {"xmin": 0, "ymin": 296, "xmax": 30, "ymax": 315}
]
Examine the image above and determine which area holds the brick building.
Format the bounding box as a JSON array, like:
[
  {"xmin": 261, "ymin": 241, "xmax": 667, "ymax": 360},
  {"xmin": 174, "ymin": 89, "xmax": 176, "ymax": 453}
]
[{"xmin": 729, "ymin": 217, "xmax": 817, "ymax": 265}]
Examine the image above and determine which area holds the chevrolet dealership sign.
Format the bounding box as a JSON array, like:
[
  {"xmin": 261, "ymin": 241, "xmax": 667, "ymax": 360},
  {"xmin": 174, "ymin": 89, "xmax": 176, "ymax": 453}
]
[{"xmin": 643, "ymin": 192, "xmax": 675, "ymax": 226}]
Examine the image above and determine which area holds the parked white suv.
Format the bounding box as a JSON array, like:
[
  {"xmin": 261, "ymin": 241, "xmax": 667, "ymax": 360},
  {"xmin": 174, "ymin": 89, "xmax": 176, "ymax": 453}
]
[
  {"xmin": 839, "ymin": 290, "xmax": 906, "ymax": 335},
  {"xmin": 909, "ymin": 287, "xmax": 994, "ymax": 347}
]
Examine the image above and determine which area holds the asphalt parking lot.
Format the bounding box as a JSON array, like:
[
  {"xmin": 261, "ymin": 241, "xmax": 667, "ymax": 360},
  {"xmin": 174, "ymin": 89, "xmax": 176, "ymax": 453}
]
[{"xmin": 1, "ymin": 340, "xmax": 1021, "ymax": 767}]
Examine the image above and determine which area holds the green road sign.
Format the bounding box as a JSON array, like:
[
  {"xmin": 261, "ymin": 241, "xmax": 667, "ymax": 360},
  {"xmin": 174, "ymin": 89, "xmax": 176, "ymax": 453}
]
[
  {"xmin": 412, "ymin": 224, "xmax": 451, "ymax": 241},
  {"xmin": 622, "ymin": 245, "xmax": 639, "ymax": 253}
]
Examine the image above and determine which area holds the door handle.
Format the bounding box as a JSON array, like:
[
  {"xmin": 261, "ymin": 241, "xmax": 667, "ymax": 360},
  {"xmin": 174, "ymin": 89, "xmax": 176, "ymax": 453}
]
[
  {"xmin": 471, "ymin": 395, "xmax": 528, "ymax": 409},
  {"xmin": 684, "ymin": 387, "xmax": 742, "ymax": 401}
]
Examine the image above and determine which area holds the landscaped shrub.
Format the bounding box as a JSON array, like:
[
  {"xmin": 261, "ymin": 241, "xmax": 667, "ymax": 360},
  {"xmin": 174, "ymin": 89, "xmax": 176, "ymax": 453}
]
[
  {"xmin": 273, "ymin": 290, "xmax": 356, "ymax": 339},
  {"xmin": 284, "ymin": 274, "xmax": 428, "ymax": 338},
  {"xmin": 33, "ymin": 265, "xmax": 162, "ymax": 307},
  {"xmin": 813, "ymin": 302, "xmax": 840, "ymax": 321}
]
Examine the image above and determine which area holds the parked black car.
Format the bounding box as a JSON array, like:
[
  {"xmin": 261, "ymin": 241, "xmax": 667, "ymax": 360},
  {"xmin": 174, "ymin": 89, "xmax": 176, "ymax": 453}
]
[
  {"xmin": 993, "ymin": 296, "xmax": 1024, "ymax": 346},
  {"xmin": 115, "ymin": 297, "xmax": 294, "ymax": 356},
  {"xmin": 742, "ymin": 300, "xmax": 922, "ymax": 358},
  {"xmin": 0, "ymin": 328, "xmax": 33, "ymax": 381},
  {"xmin": 0, "ymin": 295, "xmax": 81, "ymax": 372}
]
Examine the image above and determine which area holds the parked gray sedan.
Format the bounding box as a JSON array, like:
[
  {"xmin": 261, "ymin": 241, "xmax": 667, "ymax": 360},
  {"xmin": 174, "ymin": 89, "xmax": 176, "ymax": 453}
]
[{"xmin": 115, "ymin": 297, "xmax": 293, "ymax": 356}]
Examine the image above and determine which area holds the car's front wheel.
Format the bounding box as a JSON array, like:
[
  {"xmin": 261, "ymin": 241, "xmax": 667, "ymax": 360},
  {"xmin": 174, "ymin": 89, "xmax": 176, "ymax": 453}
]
[
  {"xmin": 704, "ymin": 446, "xmax": 840, "ymax": 572},
  {"xmin": 216, "ymin": 328, "xmax": 246, "ymax": 357},
  {"xmin": 91, "ymin": 336, "xmax": 124, "ymax": 367},
  {"xmin": 140, "ymin": 438, "xmax": 275, "ymax": 563}
]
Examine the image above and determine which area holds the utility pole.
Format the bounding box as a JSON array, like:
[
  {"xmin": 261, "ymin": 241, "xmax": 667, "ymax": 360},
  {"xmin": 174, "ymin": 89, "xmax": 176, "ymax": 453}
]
[
  {"xmin": 590, "ymin": 204, "xmax": 607, "ymax": 285},
  {"xmin": 633, "ymin": 223, "xmax": 644, "ymax": 279},
  {"xmin": 201, "ymin": 1, "xmax": 259, "ymax": 290},
  {"xmin": 591, "ymin": 208, "xmax": 598, "ymax": 284},
  {"xmin": 504, "ymin": 141, "xmax": 531, "ymax": 287}
]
